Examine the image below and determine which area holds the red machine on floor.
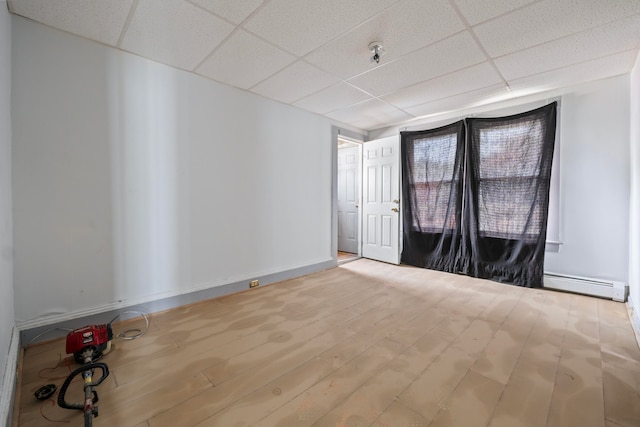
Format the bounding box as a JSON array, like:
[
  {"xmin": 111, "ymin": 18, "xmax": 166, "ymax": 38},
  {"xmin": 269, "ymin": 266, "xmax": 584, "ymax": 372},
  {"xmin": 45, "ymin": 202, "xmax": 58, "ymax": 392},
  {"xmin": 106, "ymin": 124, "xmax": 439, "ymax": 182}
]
[
  {"xmin": 57, "ymin": 324, "xmax": 112, "ymax": 427},
  {"xmin": 65, "ymin": 324, "xmax": 113, "ymax": 364}
]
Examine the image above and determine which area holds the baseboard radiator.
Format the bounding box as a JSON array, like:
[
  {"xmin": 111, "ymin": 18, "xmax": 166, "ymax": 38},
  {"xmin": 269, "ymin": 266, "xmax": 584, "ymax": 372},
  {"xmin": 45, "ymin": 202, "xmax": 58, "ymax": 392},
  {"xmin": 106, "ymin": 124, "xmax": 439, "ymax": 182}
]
[{"xmin": 544, "ymin": 272, "xmax": 628, "ymax": 302}]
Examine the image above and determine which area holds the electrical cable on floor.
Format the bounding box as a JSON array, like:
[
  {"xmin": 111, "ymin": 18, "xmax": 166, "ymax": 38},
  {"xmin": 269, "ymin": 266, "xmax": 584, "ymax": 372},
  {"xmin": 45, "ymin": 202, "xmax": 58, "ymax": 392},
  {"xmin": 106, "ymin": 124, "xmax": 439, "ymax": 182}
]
[
  {"xmin": 40, "ymin": 399, "xmax": 70, "ymax": 423},
  {"xmin": 28, "ymin": 327, "xmax": 74, "ymax": 346},
  {"xmin": 38, "ymin": 353, "xmax": 73, "ymax": 381},
  {"xmin": 108, "ymin": 310, "xmax": 150, "ymax": 340}
]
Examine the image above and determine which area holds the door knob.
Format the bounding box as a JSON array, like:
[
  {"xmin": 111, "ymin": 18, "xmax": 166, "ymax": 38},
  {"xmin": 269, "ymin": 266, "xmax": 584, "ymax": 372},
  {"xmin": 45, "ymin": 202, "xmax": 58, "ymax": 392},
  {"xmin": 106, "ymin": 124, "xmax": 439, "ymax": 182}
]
[
  {"xmin": 391, "ymin": 207, "xmax": 399, "ymax": 213},
  {"xmin": 393, "ymin": 199, "xmax": 399, "ymax": 204}
]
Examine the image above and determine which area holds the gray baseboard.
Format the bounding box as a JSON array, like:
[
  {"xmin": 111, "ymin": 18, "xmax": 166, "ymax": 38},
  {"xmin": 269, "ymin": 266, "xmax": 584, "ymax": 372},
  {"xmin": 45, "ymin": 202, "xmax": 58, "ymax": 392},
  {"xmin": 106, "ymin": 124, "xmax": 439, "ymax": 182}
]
[{"xmin": 20, "ymin": 259, "xmax": 337, "ymax": 346}]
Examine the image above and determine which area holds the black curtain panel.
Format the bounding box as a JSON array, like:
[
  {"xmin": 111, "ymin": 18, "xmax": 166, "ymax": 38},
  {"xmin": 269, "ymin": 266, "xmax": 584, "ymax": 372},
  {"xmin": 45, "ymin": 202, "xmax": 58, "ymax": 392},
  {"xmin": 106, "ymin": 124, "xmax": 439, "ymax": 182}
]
[
  {"xmin": 400, "ymin": 103, "xmax": 557, "ymax": 288},
  {"xmin": 400, "ymin": 121, "xmax": 465, "ymax": 273},
  {"xmin": 462, "ymin": 102, "xmax": 557, "ymax": 287}
]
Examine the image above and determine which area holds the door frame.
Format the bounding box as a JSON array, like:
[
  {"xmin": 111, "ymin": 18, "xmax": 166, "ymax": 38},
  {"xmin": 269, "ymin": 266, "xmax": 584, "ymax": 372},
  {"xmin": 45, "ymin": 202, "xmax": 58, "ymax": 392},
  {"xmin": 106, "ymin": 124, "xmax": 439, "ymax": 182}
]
[
  {"xmin": 331, "ymin": 126, "xmax": 365, "ymax": 263},
  {"xmin": 337, "ymin": 138, "xmax": 362, "ymax": 256}
]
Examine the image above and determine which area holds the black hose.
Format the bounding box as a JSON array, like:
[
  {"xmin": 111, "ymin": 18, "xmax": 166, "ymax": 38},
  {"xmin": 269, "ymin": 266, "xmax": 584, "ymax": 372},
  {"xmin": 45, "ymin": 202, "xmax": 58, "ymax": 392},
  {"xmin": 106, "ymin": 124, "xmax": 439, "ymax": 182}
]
[{"xmin": 57, "ymin": 363, "xmax": 109, "ymax": 411}]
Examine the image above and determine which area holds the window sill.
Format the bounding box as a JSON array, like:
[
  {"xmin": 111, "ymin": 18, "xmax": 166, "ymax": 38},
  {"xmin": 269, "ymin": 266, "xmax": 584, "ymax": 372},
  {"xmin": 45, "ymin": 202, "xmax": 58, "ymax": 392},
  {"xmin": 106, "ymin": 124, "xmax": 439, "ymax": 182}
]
[{"xmin": 545, "ymin": 241, "xmax": 562, "ymax": 252}]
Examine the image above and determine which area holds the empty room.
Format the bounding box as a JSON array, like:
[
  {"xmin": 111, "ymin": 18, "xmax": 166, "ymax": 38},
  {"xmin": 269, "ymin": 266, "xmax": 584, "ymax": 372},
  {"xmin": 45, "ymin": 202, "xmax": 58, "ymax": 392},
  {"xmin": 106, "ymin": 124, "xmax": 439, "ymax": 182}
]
[{"xmin": 1, "ymin": 0, "xmax": 640, "ymax": 426}]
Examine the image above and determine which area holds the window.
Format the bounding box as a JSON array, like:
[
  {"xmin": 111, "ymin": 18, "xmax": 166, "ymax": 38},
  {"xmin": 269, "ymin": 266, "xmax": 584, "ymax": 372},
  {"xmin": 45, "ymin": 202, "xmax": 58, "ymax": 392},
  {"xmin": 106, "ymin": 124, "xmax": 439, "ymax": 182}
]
[
  {"xmin": 401, "ymin": 102, "xmax": 557, "ymax": 287},
  {"xmin": 475, "ymin": 118, "xmax": 547, "ymax": 241},
  {"xmin": 402, "ymin": 121, "xmax": 465, "ymax": 235},
  {"xmin": 410, "ymin": 133, "xmax": 460, "ymax": 231}
]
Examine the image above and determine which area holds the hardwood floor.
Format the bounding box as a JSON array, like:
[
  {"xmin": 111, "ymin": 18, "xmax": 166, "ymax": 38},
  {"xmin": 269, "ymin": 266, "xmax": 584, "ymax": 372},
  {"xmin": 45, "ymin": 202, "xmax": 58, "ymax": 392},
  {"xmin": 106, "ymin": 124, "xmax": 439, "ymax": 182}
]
[
  {"xmin": 15, "ymin": 259, "xmax": 640, "ymax": 427},
  {"xmin": 337, "ymin": 251, "xmax": 358, "ymax": 263}
]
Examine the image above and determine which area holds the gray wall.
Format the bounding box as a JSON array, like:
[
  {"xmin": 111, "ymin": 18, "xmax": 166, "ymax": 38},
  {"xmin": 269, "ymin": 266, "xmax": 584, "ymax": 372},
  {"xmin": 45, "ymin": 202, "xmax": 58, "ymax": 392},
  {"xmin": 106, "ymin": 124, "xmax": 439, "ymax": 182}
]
[
  {"xmin": 0, "ymin": 1, "xmax": 15, "ymax": 424},
  {"xmin": 11, "ymin": 16, "xmax": 338, "ymax": 327}
]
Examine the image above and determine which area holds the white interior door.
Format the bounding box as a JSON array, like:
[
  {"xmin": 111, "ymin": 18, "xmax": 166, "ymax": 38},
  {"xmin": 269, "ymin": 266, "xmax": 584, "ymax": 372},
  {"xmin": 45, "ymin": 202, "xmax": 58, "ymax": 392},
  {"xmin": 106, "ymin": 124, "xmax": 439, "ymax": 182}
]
[
  {"xmin": 362, "ymin": 135, "xmax": 400, "ymax": 264},
  {"xmin": 337, "ymin": 144, "xmax": 360, "ymax": 254}
]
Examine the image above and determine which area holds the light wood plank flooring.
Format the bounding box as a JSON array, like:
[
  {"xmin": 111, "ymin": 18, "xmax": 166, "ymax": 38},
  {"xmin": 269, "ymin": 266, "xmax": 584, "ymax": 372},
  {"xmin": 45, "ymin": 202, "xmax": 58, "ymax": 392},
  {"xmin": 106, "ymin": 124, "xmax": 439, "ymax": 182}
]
[
  {"xmin": 15, "ymin": 259, "xmax": 640, "ymax": 427},
  {"xmin": 337, "ymin": 251, "xmax": 358, "ymax": 263}
]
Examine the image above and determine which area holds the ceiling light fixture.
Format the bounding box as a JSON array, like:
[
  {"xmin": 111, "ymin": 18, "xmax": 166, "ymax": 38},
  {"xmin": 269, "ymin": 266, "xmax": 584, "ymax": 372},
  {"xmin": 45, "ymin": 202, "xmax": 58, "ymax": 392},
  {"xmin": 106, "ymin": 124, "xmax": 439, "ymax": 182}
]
[{"xmin": 368, "ymin": 42, "xmax": 385, "ymax": 64}]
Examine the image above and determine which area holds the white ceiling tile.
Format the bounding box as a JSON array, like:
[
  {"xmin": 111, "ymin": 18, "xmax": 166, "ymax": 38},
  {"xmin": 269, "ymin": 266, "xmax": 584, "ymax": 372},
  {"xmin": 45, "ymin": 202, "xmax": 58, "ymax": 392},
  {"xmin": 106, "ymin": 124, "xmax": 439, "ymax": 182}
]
[
  {"xmin": 496, "ymin": 15, "xmax": 640, "ymax": 81},
  {"xmin": 250, "ymin": 61, "xmax": 340, "ymax": 104},
  {"xmin": 353, "ymin": 115, "xmax": 414, "ymax": 130},
  {"xmin": 197, "ymin": 29, "xmax": 296, "ymax": 90},
  {"xmin": 243, "ymin": 0, "xmax": 400, "ymax": 56},
  {"xmin": 474, "ymin": 0, "xmax": 640, "ymax": 57},
  {"xmin": 382, "ymin": 62, "xmax": 503, "ymax": 109},
  {"xmin": 7, "ymin": 0, "xmax": 640, "ymax": 131},
  {"xmin": 189, "ymin": 0, "xmax": 264, "ymax": 24},
  {"xmin": 304, "ymin": 0, "xmax": 464, "ymax": 80},
  {"xmin": 508, "ymin": 50, "xmax": 639, "ymax": 93},
  {"xmin": 325, "ymin": 99, "xmax": 413, "ymax": 130},
  {"xmin": 404, "ymin": 84, "xmax": 507, "ymax": 117},
  {"xmin": 453, "ymin": 0, "xmax": 536, "ymax": 26},
  {"xmin": 293, "ymin": 83, "xmax": 372, "ymax": 115},
  {"xmin": 349, "ymin": 31, "xmax": 486, "ymax": 96},
  {"xmin": 8, "ymin": 0, "xmax": 133, "ymax": 46},
  {"xmin": 120, "ymin": 0, "xmax": 234, "ymax": 71}
]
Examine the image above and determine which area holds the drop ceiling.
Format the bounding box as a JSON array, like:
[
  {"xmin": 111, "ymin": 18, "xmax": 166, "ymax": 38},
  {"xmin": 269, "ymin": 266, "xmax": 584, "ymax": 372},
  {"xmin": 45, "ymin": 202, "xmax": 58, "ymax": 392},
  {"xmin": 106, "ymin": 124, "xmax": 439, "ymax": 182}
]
[{"xmin": 7, "ymin": 0, "xmax": 640, "ymax": 131}]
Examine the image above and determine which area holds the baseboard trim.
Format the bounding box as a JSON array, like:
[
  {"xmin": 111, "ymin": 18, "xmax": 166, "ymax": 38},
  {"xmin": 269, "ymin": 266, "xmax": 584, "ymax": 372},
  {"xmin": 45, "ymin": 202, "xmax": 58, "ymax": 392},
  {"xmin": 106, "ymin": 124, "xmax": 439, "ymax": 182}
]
[
  {"xmin": 1, "ymin": 326, "xmax": 19, "ymax": 427},
  {"xmin": 627, "ymin": 296, "xmax": 640, "ymax": 350},
  {"xmin": 19, "ymin": 259, "xmax": 337, "ymax": 345}
]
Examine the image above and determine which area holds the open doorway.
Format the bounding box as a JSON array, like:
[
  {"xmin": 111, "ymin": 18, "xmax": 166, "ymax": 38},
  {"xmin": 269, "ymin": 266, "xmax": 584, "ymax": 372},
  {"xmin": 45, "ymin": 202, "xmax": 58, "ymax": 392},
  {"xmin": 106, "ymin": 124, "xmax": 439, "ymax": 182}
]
[
  {"xmin": 331, "ymin": 127, "xmax": 401, "ymax": 266},
  {"xmin": 337, "ymin": 136, "xmax": 362, "ymax": 264}
]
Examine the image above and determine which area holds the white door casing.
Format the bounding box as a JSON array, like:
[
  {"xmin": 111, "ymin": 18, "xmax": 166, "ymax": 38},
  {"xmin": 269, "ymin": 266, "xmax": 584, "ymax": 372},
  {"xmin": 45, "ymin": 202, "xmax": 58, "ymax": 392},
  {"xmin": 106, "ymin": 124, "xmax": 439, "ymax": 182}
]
[
  {"xmin": 337, "ymin": 144, "xmax": 360, "ymax": 254},
  {"xmin": 362, "ymin": 136, "xmax": 400, "ymax": 264}
]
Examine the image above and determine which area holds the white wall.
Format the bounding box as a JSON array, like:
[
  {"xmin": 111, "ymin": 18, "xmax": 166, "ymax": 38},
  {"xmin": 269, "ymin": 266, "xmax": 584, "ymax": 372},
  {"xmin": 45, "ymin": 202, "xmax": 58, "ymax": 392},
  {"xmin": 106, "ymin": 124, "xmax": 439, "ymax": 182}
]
[
  {"xmin": 12, "ymin": 16, "xmax": 336, "ymax": 325},
  {"xmin": 629, "ymin": 53, "xmax": 640, "ymax": 327},
  {"xmin": 544, "ymin": 76, "xmax": 630, "ymax": 282},
  {"xmin": 0, "ymin": 1, "xmax": 15, "ymax": 424},
  {"xmin": 371, "ymin": 76, "xmax": 631, "ymax": 284}
]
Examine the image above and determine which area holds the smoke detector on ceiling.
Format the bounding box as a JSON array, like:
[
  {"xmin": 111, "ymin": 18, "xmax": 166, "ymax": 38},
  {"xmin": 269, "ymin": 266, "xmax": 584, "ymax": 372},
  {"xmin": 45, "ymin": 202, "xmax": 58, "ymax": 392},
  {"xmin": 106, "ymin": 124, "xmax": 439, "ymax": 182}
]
[{"xmin": 368, "ymin": 42, "xmax": 385, "ymax": 64}]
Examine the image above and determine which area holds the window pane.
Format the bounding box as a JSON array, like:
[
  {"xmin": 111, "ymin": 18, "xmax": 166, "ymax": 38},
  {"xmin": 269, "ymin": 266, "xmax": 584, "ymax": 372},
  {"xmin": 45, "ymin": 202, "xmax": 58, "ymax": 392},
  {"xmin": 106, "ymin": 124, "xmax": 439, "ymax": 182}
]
[
  {"xmin": 412, "ymin": 133, "xmax": 458, "ymax": 183},
  {"xmin": 478, "ymin": 119, "xmax": 544, "ymax": 179},
  {"xmin": 413, "ymin": 182, "xmax": 457, "ymax": 230},
  {"xmin": 410, "ymin": 132, "xmax": 459, "ymax": 231},
  {"xmin": 478, "ymin": 177, "xmax": 545, "ymax": 240}
]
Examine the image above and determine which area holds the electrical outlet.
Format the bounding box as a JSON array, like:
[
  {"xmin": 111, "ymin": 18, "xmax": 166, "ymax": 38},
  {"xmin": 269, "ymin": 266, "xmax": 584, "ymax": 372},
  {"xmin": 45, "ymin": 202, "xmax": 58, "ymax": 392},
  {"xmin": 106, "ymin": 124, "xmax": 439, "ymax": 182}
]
[{"xmin": 249, "ymin": 280, "xmax": 259, "ymax": 288}]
